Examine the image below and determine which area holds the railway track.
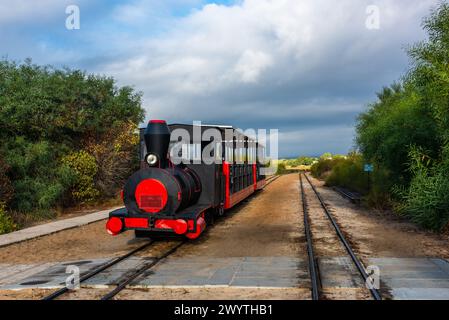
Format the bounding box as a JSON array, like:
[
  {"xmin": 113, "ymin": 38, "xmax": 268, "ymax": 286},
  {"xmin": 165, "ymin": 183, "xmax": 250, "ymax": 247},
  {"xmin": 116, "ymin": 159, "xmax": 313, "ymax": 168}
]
[
  {"xmin": 41, "ymin": 177, "xmax": 279, "ymax": 300},
  {"xmin": 42, "ymin": 240, "xmax": 186, "ymax": 300},
  {"xmin": 100, "ymin": 240, "xmax": 185, "ymax": 300},
  {"xmin": 41, "ymin": 174, "xmax": 292, "ymax": 300},
  {"xmin": 299, "ymin": 172, "xmax": 382, "ymax": 300},
  {"xmin": 263, "ymin": 174, "xmax": 280, "ymax": 187}
]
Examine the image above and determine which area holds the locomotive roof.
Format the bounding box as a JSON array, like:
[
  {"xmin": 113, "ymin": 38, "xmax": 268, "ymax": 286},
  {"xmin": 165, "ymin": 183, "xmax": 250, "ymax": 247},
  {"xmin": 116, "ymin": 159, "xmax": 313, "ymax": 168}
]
[
  {"xmin": 139, "ymin": 123, "xmax": 263, "ymax": 145},
  {"xmin": 169, "ymin": 123, "xmax": 233, "ymax": 129},
  {"xmin": 168, "ymin": 123, "xmax": 258, "ymax": 142}
]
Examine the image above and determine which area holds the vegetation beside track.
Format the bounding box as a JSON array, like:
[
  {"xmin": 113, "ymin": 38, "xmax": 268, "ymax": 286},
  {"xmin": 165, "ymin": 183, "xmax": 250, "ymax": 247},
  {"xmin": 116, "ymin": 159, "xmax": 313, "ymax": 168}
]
[
  {"xmin": 312, "ymin": 3, "xmax": 449, "ymax": 231},
  {"xmin": 276, "ymin": 156, "xmax": 318, "ymax": 174},
  {"xmin": 0, "ymin": 60, "xmax": 145, "ymax": 233}
]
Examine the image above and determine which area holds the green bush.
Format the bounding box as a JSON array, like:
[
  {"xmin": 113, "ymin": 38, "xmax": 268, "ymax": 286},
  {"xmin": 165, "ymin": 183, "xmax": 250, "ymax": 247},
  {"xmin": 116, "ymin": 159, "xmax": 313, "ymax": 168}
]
[
  {"xmin": 284, "ymin": 156, "xmax": 316, "ymax": 167},
  {"xmin": 0, "ymin": 156, "xmax": 14, "ymax": 205},
  {"xmin": 276, "ymin": 161, "xmax": 288, "ymax": 175},
  {"xmin": 0, "ymin": 202, "xmax": 16, "ymax": 234},
  {"xmin": 4, "ymin": 138, "xmax": 73, "ymax": 212},
  {"xmin": 396, "ymin": 147, "xmax": 449, "ymax": 231},
  {"xmin": 62, "ymin": 151, "xmax": 99, "ymax": 203},
  {"xmin": 311, "ymin": 158, "xmax": 340, "ymax": 179},
  {"xmin": 0, "ymin": 59, "xmax": 144, "ymax": 227},
  {"xmin": 311, "ymin": 153, "xmax": 391, "ymax": 208},
  {"xmin": 325, "ymin": 155, "xmax": 367, "ymax": 194}
]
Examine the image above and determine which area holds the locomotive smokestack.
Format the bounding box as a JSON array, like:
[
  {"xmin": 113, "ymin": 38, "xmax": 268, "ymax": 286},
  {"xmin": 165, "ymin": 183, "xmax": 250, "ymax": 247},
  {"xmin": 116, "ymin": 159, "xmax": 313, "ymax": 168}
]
[{"xmin": 144, "ymin": 120, "xmax": 171, "ymax": 168}]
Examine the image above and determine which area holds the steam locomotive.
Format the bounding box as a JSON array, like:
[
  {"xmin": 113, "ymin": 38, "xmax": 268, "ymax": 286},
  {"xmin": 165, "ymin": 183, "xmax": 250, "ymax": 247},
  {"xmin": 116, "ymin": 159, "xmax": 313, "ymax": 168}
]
[{"xmin": 106, "ymin": 120, "xmax": 266, "ymax": 239}]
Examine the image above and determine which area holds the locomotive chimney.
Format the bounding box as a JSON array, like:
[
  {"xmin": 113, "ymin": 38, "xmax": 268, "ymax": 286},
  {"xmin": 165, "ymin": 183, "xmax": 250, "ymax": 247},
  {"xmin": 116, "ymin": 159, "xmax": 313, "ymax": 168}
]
[{"xmin": 144, "ymin": 120, "xmax": 171, "ymax": 168}]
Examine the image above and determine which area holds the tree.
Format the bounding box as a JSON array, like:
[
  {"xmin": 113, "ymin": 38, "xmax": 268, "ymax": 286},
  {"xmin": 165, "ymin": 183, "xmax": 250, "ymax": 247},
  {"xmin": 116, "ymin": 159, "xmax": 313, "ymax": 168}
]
[
  {"xmin": 0, "ymin": 59, "xmax": 145, "ymax": 226},
  {"xmin": 356, "ymin": 2, "xmax": 449, "ymax": 229}
]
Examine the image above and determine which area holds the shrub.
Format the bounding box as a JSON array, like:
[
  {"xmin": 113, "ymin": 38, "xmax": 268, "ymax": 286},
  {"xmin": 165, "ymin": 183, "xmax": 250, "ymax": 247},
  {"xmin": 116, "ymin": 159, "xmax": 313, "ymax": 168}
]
[
  {"xmin": 312, "ymin": 153, "xmax": 392, "ymax": 208},
  {"xmin": 61, "ymin": 151, "xmax": 99, "ymax": 203},
  {"xmin": 396, "ymin": 147, "xmax": 449, "ymax": 231},
  {"xmin": 311, "ymin": 158, "xmax": 340, "ymax": 179},
  {"xmin": 4, "ymin": 138, "xmax": 72, "ymax": 212},
  {"xmin": 276, "ymin": 161, "xmax": 288, "ymax": 175},
  {"xmin": 0, "ymin": 202, "xmax": 16, "ymax": 234},
  {"xmin": 325, "ymin": 155, "xmax": 367, "ymax": 193},
  {"xmin": 86, "ymin": 121, "xmax": 140, "ymax": 198},
  {"xmin": 0, "ymin": 156, "xmax": 14, "ymax": 205}
]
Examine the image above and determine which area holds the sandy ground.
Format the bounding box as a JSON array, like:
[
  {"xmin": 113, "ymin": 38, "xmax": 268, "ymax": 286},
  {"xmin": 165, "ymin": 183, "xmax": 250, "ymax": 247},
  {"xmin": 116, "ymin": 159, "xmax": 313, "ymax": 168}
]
[
  {"xmin": 175, "ymin": 173, "xmax": 304, "ymax": 258},
  {"xmin": 0, "ymin": 289, "xmax": 54, "ymax": 300},
  {"xmin": 0, "ymin": 287, "xmax": 308, "ymax": 300},
  {"xmin": 115, "ymin": 287, "xmax": 309, "ymax": 300},
  {"xmin": 307, "ymin": 174, "xmax": 449, "ymax": 259}
]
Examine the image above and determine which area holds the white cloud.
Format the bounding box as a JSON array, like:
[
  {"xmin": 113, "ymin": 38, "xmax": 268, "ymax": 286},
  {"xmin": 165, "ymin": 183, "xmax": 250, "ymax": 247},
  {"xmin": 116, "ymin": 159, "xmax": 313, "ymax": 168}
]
[
  {"xmin": 233, "ymin": 50, "xmax": 273, "ymax": 83},
  {"xmin": 0, "ymin": 0, "xmax": 440, "ymax": 155}
]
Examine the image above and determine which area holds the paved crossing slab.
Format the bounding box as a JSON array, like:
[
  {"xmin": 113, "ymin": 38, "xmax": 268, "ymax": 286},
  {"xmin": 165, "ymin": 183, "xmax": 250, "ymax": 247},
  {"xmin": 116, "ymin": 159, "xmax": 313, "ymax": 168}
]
[{"xmin": 2, "ymin": 256, "xmax": 449, "ymax": 299}]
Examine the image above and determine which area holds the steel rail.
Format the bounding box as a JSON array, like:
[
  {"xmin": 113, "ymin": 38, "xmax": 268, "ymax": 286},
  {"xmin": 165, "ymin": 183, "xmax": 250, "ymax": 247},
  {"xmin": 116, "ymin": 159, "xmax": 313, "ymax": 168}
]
[
  {"xmin": 333, "ymin": 187, "xmax": 361, "ymax": 204},
  {"xmin": 42, "ymin": 240, "xmax": 155, "ymax": 300},
  {"xmin": 302, "ymin": 173, "xmax": 382, "ymax": 301},
  {"xmin": 263, "ymin": 175, "xmax": 280, "ymax": 188},
  {"xmin": 299, "ymin": 173, "xmax": 320, "ymax": 300},
  {"xmin": 100, "ymin": 241, "xmax": 185, "ymax": 300}
]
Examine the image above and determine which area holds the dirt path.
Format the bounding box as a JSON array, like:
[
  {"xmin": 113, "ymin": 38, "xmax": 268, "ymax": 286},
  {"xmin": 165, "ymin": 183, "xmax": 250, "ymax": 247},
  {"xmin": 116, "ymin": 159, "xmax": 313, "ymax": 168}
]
[
  {"xmin": 307, "ymin": 174, "xmax": 449, "ymax": 259},
  {"xmin": 176, "ymin": 173, "xmax": 304, "ymax": 258}
]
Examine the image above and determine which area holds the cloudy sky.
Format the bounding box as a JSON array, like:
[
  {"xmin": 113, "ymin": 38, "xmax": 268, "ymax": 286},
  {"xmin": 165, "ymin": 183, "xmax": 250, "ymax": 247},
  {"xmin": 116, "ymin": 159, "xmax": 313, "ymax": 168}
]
[{"xmin": 0, "ymin": 0, "xmax": 440, "ymax": 157}]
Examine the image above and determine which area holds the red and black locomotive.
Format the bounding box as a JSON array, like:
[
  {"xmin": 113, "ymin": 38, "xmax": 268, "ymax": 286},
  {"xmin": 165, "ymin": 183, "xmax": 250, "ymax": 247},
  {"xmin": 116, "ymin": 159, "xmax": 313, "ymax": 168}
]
[{"xmin": 106, "ymin": 120, "xmax": 266, "ymax": 239}]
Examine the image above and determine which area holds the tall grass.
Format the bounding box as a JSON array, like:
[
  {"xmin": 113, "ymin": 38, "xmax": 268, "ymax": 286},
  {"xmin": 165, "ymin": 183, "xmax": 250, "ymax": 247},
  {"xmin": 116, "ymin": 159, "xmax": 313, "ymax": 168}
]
[{"xmin": 396, "ymin": 147, "xmax": 449, "ymax": 231}]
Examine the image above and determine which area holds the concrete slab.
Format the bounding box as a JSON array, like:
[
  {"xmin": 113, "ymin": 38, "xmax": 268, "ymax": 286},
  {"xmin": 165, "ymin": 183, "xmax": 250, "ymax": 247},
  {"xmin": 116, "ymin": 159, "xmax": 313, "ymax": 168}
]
[
  {"xmin": 0, "ymin": 207, "xmax": 120, "ymax": 248},
  {"xmin": 132, "ymin": 256, "xmax": 304, "ymax": 288},
  {"xmin": 83, "ymin": 257, "xmax": 155, "ymax": 287},
  {"xmin": 367, "ymin": 257, "xmax": 449, "ymax": 300},
  {"xmin": 4, "ymin": 255, "xmax": 449, "ymax": 299},
  {"xmin": 0, "ymin": 259, "xmax": 108, "ymax": 290},
  {"xmin": 0, "ymin": 264, "xmax": 37, "ymax": 284},
  {"xmin": 0, "ymin": 263, "xmax": 56, "ymax": 286},
  {"xmin": 391, "ymin": 288, "xmax": 449, "ymax": 300},
  {"xmin": 318, "ymin": 257, "xmax": 365, "ymax": 288}
]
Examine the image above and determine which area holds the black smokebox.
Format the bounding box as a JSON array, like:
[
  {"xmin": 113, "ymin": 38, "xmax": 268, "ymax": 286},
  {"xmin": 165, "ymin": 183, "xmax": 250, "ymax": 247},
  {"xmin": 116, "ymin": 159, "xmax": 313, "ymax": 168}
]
[{"xmin": 144, "ymin": 120, "xmax": 171, "ymax": 168}]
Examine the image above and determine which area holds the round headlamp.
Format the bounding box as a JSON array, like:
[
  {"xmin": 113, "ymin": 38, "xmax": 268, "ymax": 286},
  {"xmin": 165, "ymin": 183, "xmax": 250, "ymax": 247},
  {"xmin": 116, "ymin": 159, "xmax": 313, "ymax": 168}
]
[{"xmin": 145, "ymin": 153, "xmax": 158, "ymax": 166}]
